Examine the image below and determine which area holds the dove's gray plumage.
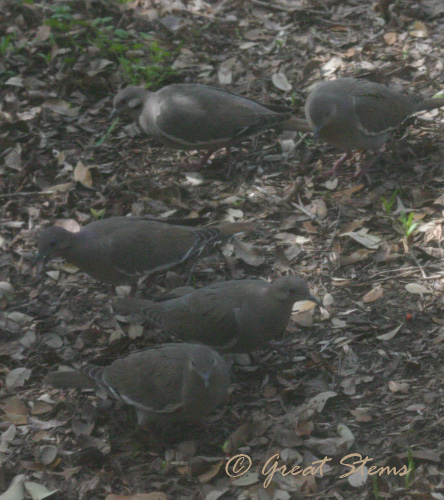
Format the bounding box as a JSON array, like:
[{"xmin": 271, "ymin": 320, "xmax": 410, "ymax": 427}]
[
  {"xmin": 37, "ymin": 217, "xmax": 252, "ymax": 284},
  {"xmin": 43, "ymin": 343, "xmax": 230, "ymax": 425},
  {"xmin": 305, "ymin": 77, "xmax": 444, "ymax": 173},
  {"xmin": 113, "ymin": 84, "xmax": 296, "ymax": 166},
  {"xmin": 115, "ymin": 275, "xmax": 320, "ymax": 352}
]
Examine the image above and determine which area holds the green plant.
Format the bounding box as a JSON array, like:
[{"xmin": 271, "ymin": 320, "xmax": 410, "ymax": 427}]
[
  {"xmin": 45, "ymin": 4, "xmax": 74, "ymax": 31},
  {"xmin": 118, "ymin": 41, "xmax": 177, "ymax": 87},
  {"xmin": 0, "ymin": 34, "xmax": 14, "ymax": 56},
  {"xmin": 405, "ymin": 448, "xmax": 415, "ymax": 489},
  {"xmin": 398, "ymin": 212, "xmax": 419, "ymax": 238},
  {"xmin": 381, "ymin": 189, "xmax": 399, "ymax": 214},
  {"xmin": 90, "ymin": 208, "xmax": 106, "ymax": 220},
  {"xmin": 372, "ymin": 477, "xmax": 383, "ymax": 500}
]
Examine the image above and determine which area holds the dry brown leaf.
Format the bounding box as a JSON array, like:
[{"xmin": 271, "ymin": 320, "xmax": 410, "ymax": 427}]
[
  {"xmin": 198, "ymin": 460, "xmax": 223, "ymax": 484},
  {"xmin": 410, "ymin": 21, "xmax": 429, "ymax": 38},
  {"xmin": 309, "ymin": 199, "xmax": 327, "ymax": 219},
  {"xmin": 222, "ymin": 423, "xmax": 251, "ymax": 453},
  {"xmin": 1, "ymin": 397, "xmax": 28, "ymax": 425},
  {"xmin": 383, "ymin": 32, "xmax": 397, "ymax": 45},
  {"xmin": 31, "ymin": 401, "xmax": 53, "ymax": 416},
  {"xmin": 73, "ymin": 161, "xmax": 93, "ymax": 188},
  {"xmin": 339, "ymin": 249, "xmax": 369, "ymax": 265},
  {"xmin": 263, "ymin": 385, "xmax": 277, "ymax": 398},
  {"xmin": 362, "ymin": 286, "xmax": 383, "ymax": 303},
  {"xmin": 388, "ymin": 381, "xmax": 409, "ymax": 393},
  {"xmin": 233, "ymin": 240, "xmax": 265, "ymax": 267},
  {"xmin": 296, "ymin": 420, "xmax": 314, "ymax": 436},
  {"xmin": 350, "ymin": 409, "xmax": 372, "ymax": 422}
]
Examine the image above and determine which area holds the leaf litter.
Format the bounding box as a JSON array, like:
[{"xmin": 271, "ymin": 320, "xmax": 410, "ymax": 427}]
[{"xmin": 1, "ymin": 0, "xmax": 444, "ymax": 499}]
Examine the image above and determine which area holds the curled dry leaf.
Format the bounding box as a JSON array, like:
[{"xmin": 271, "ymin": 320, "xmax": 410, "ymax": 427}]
[
  {"xmin": 341, "ymin": 229, "xmax": 381, "ymax": 249},
  {"xmin": 0, "ymin": 474, "xmax": 25, "ymax": 500},
  {"xmin": 38, "ymin": 445, "xmax": 58, "ymax": 466},
  {"xmin": 377, "ymin": 323, "xmax": 402, "ymax": 341},
  {"xmin": 233, "ymin": 239, "xmax": 265, "ymax": 267},
  {"xmin": 272, "ymin": 72, "xmax": 292, "ymax": 92},
  {"xmin": 24, "ymin": 482, "xmax": 59, "ymax": 500}
]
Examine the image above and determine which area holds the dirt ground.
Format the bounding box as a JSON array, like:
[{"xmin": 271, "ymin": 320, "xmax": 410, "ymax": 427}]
[{"xmin": 1, "ymin": 0, "xmax": 444, "ymax": 499}]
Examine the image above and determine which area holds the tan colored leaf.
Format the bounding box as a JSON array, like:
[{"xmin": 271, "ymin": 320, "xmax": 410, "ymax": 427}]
[
  {"xmin": 339, "ymin": 249, "xmax": 369, "ymax": 265},
  {"xmin": 31, "ymin": 401, "xmax": 53, "ymax": 416},
  {"xmin": 55, "ymin": 219, "xmax": 81, "ymax": 233},
  {"xmin": 309, "ymin": 198, "xmax": 327, "ymax": 219},
  {"xmin": 73, "ymin": 161, "xmax": 93, "ymax": 188},
  {"xmin": 362, "ymin": 286, "xmax": 383, "ymax": 303},
  {"xmin": 383, "ymin": 32, "xmax": 397, "ymax": 45},
  {"xmin": 198, "ymin": 460, "xmax": 223, "ymax": 484},
  {"xmin": 43, "ymin": 182, "xmax": 75, "ymax": 193},
  {"xmin": 350, "ymin": 409, "xmax": 372, "ymax": 422},
  {"xmin": 222, "ymin": 423, "xmax": 251, "ymax": 453},
  {"xmin": 388, "ymin": 381, "xmax": 409, "ymax": 393},
  {"xmin": 410, "ymin": 21, "xmax": 429, "ymax": 38}
]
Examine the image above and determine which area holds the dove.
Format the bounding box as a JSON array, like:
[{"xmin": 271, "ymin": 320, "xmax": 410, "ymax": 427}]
[
  {"xmin": 115, "ymin": 275, "xmax": 321, "ymax": 352},
  {"xmin": 37, "ymin": 217, "xmax": 252, "ymax": 284},
  {"xmin": 113, "ymin": 83, "xmax": 298, "ymax": 168},
  {"xmin": 43, "ymin": 343, "xmax": 230, "ymax": 425},
  {"xmin": 305, "ymin": 77, "xmax": 444, "ymax": 175}
]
